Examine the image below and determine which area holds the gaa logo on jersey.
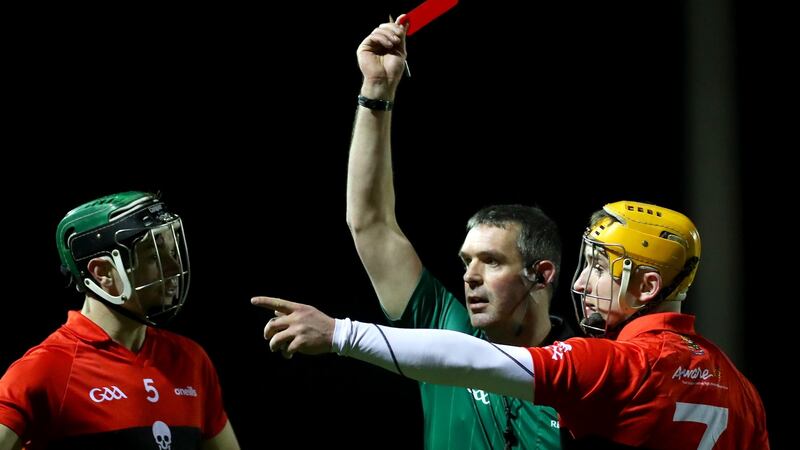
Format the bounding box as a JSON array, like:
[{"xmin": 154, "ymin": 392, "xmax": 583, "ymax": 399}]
[{"xmin": 89, "ymin": 386, "xmax": 128, "ymax": 403}]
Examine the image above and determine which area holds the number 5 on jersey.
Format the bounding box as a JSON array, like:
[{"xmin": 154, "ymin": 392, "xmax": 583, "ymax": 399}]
[{"xmin": 144, "ymin": 378, "xmax": 160, "ymax": 403}]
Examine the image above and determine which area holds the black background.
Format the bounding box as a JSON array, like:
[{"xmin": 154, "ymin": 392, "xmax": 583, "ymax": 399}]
[{"xmin": 3, "ymin": 1, "xmax": 787, "ymax": 448}]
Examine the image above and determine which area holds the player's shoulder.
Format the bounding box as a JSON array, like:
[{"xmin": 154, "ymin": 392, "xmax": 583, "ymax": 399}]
[
  {"xmin": 4, "ymin": 334, "xmax": 77, "ymax": 383},
  {"xmin": 23, "ymin": 326, "xmax": 79, "ymax": 362}
]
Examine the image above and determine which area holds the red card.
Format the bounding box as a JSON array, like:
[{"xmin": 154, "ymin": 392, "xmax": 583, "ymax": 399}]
[{"xmin": 399, "ymin": 0, "xmax": 459, "ymax": 36}]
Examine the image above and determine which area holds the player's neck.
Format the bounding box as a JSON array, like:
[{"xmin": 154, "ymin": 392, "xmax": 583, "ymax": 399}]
[
  {"xmin": 654, "ymin": 300, "xmax": 682, "ymax": 313},
  {"xmin": 81, "ymin": 297, "xmax": 147, "ymax": 352}
]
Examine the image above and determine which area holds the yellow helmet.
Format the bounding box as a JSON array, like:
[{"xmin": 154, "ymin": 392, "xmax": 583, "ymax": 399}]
[{"xmin": 587, "ymin": 201, "xmax": 701, "ymax": 300}]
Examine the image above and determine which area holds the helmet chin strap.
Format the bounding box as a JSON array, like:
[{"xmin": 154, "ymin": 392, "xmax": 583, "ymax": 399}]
[
  {"xmin": 617, "ymin": 259, "xmax": 634, "ymax": 308},
  {"xmin": 83, "ymin": 250, "xmax": 133, "ymax": 306},
  {"xmin": 84, "ymin": 253, "xmax": 156, "ymax": 327}
]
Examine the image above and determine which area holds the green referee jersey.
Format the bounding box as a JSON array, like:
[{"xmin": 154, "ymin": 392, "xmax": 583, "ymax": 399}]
[{"xmin": 387, "ymin": 269, "xmax": 564, "ymax": 450}]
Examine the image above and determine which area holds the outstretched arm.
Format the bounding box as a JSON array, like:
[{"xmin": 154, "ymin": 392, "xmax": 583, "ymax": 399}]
[
  {"xmin": 252, "ymin": 297, "xmax": 535, "ymax": 401},
  {"xmin": 346, "ymin": 16, "xmax": 423, "ymax": 320}
]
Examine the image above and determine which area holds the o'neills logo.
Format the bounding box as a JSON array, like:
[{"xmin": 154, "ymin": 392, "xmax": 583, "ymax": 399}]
[
  {"xmin": 672, "ymin": 366, "xmax": 714, "ymax": 381},
  {"xmin": 174, "ymin": 386, "xmax": 198, "ymax": 397}
]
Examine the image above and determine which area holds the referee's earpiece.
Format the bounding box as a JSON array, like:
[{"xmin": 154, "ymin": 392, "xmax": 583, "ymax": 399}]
[{"xmin": 523, "ymin": 266, "xmax": 545, "ymax": 284}]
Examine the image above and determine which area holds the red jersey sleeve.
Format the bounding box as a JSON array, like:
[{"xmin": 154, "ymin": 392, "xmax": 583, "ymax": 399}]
[
  {"xmin": 529, "ymin": 338, "xmax": 649, "ymax": 438},
  {"xmin": 0, "ymin": 346, "xmax": 74, "ymax": 442}
]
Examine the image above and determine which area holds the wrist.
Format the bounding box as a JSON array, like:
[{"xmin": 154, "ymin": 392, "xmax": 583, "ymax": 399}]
[
  {"xmin": 360, "ymin": 81, "xmax": 396, "ymax": 102},
  {"xmin": 357, "ymin": 95, "xmax": 394, "ymax": 111}
]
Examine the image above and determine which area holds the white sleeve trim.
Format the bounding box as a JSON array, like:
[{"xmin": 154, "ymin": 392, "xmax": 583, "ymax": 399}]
[{"xmin": 332, "ymin": 318, "xmax": 534, "ymax": 401}]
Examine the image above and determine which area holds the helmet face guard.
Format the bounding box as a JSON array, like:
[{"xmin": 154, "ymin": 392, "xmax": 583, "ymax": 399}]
[
  {"xmin": 570, "ymin": 201, "xmax": 701, "ymax": 337},
  {"xmin": 571, "ymin": 236, "xmax": 632, "ymax": 337},
  {"xmin": 57, "ymin": 192, "xmax": 190, "ymax": 326},
  {"xmin": 124, "ymin": 220, "xmax": 190, "ymax": 325}
]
